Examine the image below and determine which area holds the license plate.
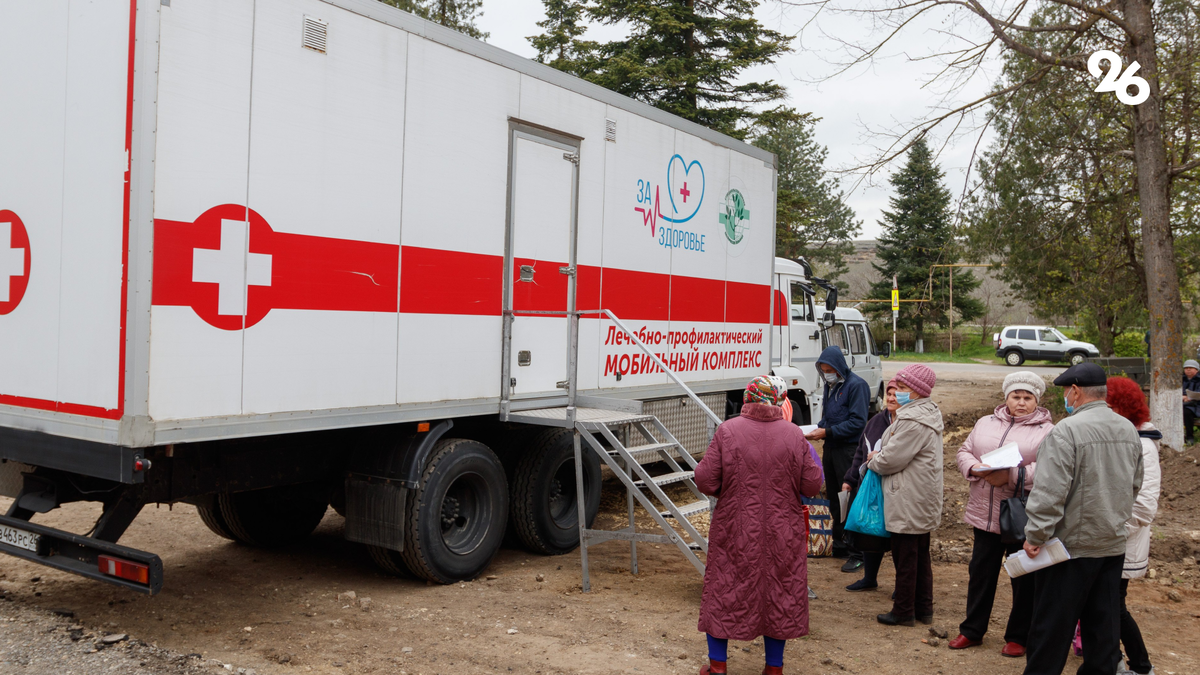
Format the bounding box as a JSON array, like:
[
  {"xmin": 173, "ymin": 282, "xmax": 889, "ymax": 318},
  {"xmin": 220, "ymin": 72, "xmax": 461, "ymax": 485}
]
[{"xmin": 0, "ymin": 523, "xmax": 40, "ymax": 553}]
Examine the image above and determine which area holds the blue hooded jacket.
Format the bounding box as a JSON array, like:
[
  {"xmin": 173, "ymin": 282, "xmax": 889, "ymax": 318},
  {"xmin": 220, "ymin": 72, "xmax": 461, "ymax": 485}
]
[{"xmin": 815, "ymin": 345, "xmax": 870, "ymax": 446}]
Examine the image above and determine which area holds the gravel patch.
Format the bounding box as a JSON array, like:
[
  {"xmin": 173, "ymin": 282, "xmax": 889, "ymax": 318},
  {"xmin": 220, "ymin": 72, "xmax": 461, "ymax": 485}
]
[{"xmin": 0, "ymin": 597, "xmax": 219, "ymax": 675}]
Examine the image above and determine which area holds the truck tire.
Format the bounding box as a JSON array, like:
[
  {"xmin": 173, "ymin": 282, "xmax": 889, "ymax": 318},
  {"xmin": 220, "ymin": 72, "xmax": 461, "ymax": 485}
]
[
  {"xmin": 510, "ymin": 429, "xmax": 601, "ymax": 555},
  {"xmin": 1068, "ymin": 351, "xmax": 1087, "ymax": 366},
  {"xmin": 196, "ymin": 503, "xmax": 236, "ymax": 541},
  {"xmin": 400, "ymin": 439, "xmax": 508, "ymax": 583},
  {"xmin": 1004, "ymin": 350, "xmax": 1025, "ymax": 366},
  {"xmin": 217, "ymin": 482, "xmax": 331, "ymax": 547},
  {"xmin": 367, "ymin": 545, "xmax": 417, "ymax": 578}
]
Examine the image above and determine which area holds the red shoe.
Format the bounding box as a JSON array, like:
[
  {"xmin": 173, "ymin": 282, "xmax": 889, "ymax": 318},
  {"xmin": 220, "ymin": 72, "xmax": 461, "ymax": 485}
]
[
  {"xmin": 1001, "ymin": 642, "xmax": 1026, "ymax": 657},
  {"xmin": 700, "ymin": 660, "xmax": 727, "ymax": 675},
  {"xmin": 948, "ymin": 634, "xmax": 982, "ymax": 650},
  {"xmin": 762, "ymin": 667, "xmax": 784, "ymax": 675}
]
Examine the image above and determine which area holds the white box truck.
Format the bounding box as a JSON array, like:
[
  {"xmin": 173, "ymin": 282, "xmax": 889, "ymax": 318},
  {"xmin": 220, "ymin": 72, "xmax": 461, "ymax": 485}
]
[{"xmin": 0, "ymin": 0, "xmax": 879, "ymax": 593}]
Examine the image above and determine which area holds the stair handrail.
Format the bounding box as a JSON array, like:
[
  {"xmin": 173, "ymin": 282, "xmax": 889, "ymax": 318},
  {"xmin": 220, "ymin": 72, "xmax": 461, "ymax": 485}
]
[{"xmin": 584, "ymin": 309, "xmax": 724, "ymax": 427}]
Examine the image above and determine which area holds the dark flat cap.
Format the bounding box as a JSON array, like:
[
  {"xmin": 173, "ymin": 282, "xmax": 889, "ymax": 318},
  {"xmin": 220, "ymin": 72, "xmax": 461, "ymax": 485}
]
[{"xmin": 1052, "ymin": 362, "xmax": 1107, "ymax": 387}]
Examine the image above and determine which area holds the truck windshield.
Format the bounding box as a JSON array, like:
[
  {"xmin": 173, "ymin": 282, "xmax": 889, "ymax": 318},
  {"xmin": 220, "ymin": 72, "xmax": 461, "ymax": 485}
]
[{"xmin": 1051, "ymin": 328, "xmax": 1070, "ymax": 342}]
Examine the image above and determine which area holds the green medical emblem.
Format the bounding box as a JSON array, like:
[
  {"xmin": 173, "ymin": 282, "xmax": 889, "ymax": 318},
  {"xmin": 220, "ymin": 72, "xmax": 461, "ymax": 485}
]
[{"xmin": 719, "ymin": 189, "xmax": 749, "ymax": 245}]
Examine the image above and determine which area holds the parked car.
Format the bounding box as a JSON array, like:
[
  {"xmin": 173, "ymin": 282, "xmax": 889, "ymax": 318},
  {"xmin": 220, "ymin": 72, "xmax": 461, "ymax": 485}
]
[{"xmin": 993, "ymin": 326, "xmax": 1100, "ymax": 366}]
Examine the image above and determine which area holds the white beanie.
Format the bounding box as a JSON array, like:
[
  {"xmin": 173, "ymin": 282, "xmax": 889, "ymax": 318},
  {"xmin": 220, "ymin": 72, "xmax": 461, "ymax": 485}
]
[
  {"xmin": 1185, "ymin": 360, "xmax": 1200, "ymax": 370},
  {"xmin": 1003, "ymin": 371, "xmax": 1047, "ymax": 401}
]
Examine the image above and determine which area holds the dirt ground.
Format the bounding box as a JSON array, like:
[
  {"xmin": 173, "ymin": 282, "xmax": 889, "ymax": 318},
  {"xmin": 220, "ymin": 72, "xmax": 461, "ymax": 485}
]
[{"xmin": 2, "ymin": 369, "xmax": 1199, "ymax": 675}]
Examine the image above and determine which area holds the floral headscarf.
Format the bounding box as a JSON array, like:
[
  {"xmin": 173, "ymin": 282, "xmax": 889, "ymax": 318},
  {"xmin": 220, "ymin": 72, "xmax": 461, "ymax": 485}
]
[{"xmin": 744, "ymin": 376, "xmax": 783, "ymax": 406}]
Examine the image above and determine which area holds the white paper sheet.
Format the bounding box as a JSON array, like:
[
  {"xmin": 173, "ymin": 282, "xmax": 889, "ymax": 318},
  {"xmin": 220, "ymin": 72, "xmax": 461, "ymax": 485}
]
[
  {"xmin": 838, "ymin": 490, "xmax": 850, "ymax": 523},
  {"xmin": 799, "ymin": 424, "xmax": 819, "ymax": 436},
  {"xmin": 1187, "ymin": 390, "xmax": 1200, "ymax": 401},
  {"xmin": 979, "ymin": 442, "xmax": 1023, "ymax": 470},
  {"xmin": 1004, "ymin": 538, "xmax": 1071, "ymax": 577},
  {"xmin": 873, "ymin": 438, "xmax": 882, "ymax": 454}
]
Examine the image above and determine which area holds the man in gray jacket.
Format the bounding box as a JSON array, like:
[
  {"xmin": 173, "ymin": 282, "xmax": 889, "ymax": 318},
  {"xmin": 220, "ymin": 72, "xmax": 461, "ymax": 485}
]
[{"xmin": 1022, "ymin": 363, "xmax": 1144, "ymax": 675}]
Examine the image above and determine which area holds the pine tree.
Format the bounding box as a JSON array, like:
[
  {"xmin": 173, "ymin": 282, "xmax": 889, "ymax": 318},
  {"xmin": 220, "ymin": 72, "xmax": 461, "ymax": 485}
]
[
  {"xmin": 381, "ymin": 0, "xmax": 488, "ymax": 40},
  {"xmin": 528, "ymin": 0, "xmax": 790, "ymax": 138},
  {"xmin": 529, "ymin": 0, "xmax": 595, "ymax": 76},
  {"xmin": 868, "ymin": 139, "xmax": 983, "ymax": 344},
  {"xmin": 751, "ymin": 108, "xmax": 860, "ymax": 282}
]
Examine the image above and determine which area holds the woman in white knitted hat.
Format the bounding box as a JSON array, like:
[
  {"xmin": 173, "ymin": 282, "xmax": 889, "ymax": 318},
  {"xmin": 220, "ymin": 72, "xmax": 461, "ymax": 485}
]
[{"xmin": 948, "ymin": 371, "xmax": 1054, "ymax": 657}]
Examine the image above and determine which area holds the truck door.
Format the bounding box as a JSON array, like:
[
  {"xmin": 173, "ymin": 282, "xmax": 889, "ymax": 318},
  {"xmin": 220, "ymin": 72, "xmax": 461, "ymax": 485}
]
[
  {"xmin": 503, "ymin": 127, "xmax": 580, "ymax": 397},
  {"xmin": 771, "ymin": 273, "xmax": 789, "ymax": 370},
  {"xmin": 788, "ymin": 280, "xmax": 821, "ymax": 367},
  {"xmin": 846, "ymin": 322, "xmax": 879, "ymax": 395}
]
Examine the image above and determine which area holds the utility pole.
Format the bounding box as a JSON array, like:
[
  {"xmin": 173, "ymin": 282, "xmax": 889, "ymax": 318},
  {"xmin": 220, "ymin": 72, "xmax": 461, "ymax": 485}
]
[
  {"xmin": 949, "ymin": 267, "xmax": 953, "ymax": 356},
  {"xmin": 891, "ymin": 275, "xmax": 898, "ymax": 353}
]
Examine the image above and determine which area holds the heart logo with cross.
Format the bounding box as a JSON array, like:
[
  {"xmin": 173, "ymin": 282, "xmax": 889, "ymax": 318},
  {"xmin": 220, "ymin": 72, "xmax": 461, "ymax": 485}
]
[{"xmin": 662, "ymin": 155, "xmax": 704, "ymax": 223}]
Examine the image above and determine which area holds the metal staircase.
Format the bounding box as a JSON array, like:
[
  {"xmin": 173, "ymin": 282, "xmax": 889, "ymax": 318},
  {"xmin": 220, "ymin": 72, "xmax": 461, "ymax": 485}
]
[
  {"xmin": 505, "ymin": 406, "xmax": 714, "ymax": 591},
  {"xmin": 502, "ymin": 310, "xmax": 727, "ymax": 592}
]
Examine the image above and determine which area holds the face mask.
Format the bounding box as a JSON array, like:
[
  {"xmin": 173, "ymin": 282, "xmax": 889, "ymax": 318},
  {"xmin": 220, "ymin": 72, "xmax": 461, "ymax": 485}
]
[
  {"xmin": 823, "ymin": 372, "xmax": 840, "ymax": 384},
  {"xmin": 895, "ymin": 391, "xmax": 912, "ymax": 406},
  {"xmin": 1064, "ymin": 391, "xmax": 1075, "ymax": 415}
]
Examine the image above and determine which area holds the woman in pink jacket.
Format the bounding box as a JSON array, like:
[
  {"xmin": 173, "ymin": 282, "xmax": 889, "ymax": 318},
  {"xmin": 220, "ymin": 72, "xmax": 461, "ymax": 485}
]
[
  {"xmin": 695, "ymin": 376, "xmax": 824, "ymax": 675},
  {"xmin": 949, "ymin": 371, "xmax": 1053, "ymax": 657}
]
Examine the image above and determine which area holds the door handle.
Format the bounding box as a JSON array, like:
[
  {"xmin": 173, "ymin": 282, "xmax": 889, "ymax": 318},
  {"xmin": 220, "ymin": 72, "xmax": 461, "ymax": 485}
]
[
  {"xmin": 791, "ymin": 345, "xmax": 799, "ymax": 351},
  {"xmin": 810, "ymin": 331, "xmax": 820, "ymax": 340}
]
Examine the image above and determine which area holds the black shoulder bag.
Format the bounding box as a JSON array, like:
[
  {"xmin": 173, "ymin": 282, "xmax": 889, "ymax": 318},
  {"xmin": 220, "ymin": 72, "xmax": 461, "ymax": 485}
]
[{"xmin": 999, "ymin": 465, "xmax": 1029, "ymax": 544}]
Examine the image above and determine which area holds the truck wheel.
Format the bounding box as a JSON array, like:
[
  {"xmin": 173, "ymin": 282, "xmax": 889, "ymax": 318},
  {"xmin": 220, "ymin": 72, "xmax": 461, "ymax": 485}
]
[
  {"xmin": 400, "ymin": 439, "xmax": 508, "ymax": 583},
  {"xmin": 367, "ymin": 545, "xmax": 417, "ymax": 578},
  {"xmin": 1004, "ymin": 350, "xmax": 1025, "ymax": 366},
  {"xmin": 1069, "ymin": 351, "xmax": 1087, "ymax": 366},
  {"xmin": 510, "ymin": 429, "xmax": 601, "ymax": 555},
  {"xmin": 196, "ymin": 503, "xmax": 236, "ymax": 540},
  {"xmin": 217, "ymin": 482, "xmax": 331, "ymax": 547}
]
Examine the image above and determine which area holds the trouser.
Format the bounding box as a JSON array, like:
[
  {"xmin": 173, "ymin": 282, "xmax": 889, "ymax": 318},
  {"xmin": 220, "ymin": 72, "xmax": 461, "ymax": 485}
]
[
  {"xmin": 823, "ymin": 440, "xmax": 855, "ymax": 552},
  {"xmin": 1119, "ymin": 579, "xmax": 1153, "ymax": 674},
  {"xmin": 890, "ymin": 532, "xmax": 933, "ymax": 618},
  {"xmin": 959, "ymin": 528, "xmax": 1034, "ymax": 644},
  {"xmin": 706, "ymin": 635, "xmax": 786, "ymax": 667},
  {"xmin": 1185, "ymin": 407, "xmax": 1196, "ymax": 441},
  {"xmin": 1023, "ymin": 555, "xmax": 1123, "ymax": 675},
  {"xmin": 861, "ymin": 550, "xmax": 885, "ymax": 584}
]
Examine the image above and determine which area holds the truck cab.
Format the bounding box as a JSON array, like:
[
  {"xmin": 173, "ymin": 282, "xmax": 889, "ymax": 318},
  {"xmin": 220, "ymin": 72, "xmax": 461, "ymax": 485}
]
[{"xmin": 770, "ymin": 258, "xmax": 890, "ymax": 423}]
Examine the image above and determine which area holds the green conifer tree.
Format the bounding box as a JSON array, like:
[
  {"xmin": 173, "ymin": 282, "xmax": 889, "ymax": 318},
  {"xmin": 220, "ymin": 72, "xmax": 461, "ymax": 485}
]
[
  {"xmin": 529, "ymin": 0, "xmax": 596, "ymax": 76},
  {"xmin": 751, "ymin": 108, "xmax": 860, "ymax": 282},
  {"xmin": 381, "ymin": 0, "xmax": 488, "ymax": 40},
  {"xmin": 868, "ymin": 139, "xmax": 983, "ymax": 345},
  {"xmin": 528, "ymin": 0, "xmax": 789, "ymax": 138}
]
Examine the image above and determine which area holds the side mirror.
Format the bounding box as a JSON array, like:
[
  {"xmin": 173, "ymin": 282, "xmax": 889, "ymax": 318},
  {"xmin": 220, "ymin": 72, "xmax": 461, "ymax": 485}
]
[
  {"xmin": 881, "ymin": 341, "xmax": 892, "ymax": 358},
  {"xmin": 819, "ymin": 311, "xmax": 835, "ymax": 329},
  {"xmin": 825, "ymin": 287, "xmax": 838, "ymax": 312}
]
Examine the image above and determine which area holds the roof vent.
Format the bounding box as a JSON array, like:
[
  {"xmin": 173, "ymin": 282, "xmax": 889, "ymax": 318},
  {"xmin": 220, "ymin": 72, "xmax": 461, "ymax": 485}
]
[
  {"xmin": 302, "ymin": 15, "xmax": 328, "ymax": 53},
  {"xmin": 605, "ymin": 118, "xmax": 616, "ymax": 143}
]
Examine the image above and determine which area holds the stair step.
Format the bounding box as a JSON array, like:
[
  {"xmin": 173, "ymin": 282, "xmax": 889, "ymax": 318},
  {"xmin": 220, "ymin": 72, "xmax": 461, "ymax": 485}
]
[
  {"xmin": 611, "ymin": 442, "xmax": 679, "ymax": 464},
  {"xmin": 633, "ymin": 471, "xmax": 694, "ymax": 488},
  {"xmin": 661, "ymin": 500, "xmax": 713, "ymax": 519}
]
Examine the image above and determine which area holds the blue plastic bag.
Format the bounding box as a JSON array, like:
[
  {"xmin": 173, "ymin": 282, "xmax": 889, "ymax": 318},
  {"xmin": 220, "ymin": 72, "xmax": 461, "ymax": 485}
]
[{"xmin": 845, "ymin": 469, "xmax": 889, "ymax": 539}]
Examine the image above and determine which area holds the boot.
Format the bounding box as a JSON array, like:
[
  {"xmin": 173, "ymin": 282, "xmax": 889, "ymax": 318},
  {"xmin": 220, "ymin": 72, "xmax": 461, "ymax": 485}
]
[
  {"xmin": 699, "ymin": 659, "xmax": 727, "ymax": 675},
  {"xmin": 762, "ymin": 666, "xmax": 784, "ymax": 675}
]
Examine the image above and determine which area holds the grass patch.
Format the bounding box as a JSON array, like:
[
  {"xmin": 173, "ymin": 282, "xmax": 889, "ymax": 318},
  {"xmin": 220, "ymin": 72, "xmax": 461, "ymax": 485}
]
[{"xmin": 886, "ymin": 351, "xmax": 1002, "ymax": 365}]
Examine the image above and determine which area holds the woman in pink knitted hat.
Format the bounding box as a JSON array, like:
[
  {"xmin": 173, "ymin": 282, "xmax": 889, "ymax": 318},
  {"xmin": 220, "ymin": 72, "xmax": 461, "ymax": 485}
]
[{"xmin": 865, "ymin": 363, "xmax": 944, "ymax": 626}]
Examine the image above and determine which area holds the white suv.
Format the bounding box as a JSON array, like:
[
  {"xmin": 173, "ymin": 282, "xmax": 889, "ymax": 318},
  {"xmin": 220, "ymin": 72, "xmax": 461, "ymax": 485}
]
[{"xmin": 994, "ymin": 326, "xmax": 1100, "ymax": 367}]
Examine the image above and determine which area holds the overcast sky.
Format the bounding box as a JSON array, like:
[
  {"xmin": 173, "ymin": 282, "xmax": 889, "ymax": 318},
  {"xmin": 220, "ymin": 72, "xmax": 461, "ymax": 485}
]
[{"xmin": 477, "ymin": 1, "xmax": 1002, "ymax": 240}]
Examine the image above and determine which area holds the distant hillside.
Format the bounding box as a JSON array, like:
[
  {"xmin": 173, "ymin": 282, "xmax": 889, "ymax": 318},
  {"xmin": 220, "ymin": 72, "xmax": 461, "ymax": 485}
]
[{"xmin": 834, "ymin": 239, "xmax": 1037, "ymax": 330}]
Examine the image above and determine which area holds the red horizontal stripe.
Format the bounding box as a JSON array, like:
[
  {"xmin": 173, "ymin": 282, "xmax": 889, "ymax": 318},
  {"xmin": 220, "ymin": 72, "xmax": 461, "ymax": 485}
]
[
  {"xmin": 400, "ymin": 246, "xmax": 502, "ymax": 316},
  {"xmin": 0, "ymin": 394, "xmax": 122, "ymax": 420},
  {"xmin": 670, "ymin": 276, "xmax": 726, "ymax": 323},
  {"xmin": 727, "ymin": 281, "xmax": 772, "ymax": 324},
  {"xmin": 596, "ymin": 267, "xmax": 670, "ymax": 322},
  {"xmin": 152, "ymin": 207, "xmax": 772, "ymax": 326}
]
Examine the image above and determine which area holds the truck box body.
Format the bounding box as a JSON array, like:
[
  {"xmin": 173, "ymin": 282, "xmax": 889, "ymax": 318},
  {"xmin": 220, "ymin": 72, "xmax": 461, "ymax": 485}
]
[{"xmin": 0, "ymin": 0, "xmax": 777, "ymax": 452}]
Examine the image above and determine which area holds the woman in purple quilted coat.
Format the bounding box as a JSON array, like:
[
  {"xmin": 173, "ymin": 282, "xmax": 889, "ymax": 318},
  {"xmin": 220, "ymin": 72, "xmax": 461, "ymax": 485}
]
[{"xmin": 694, "ymin": 376, "xmax": 825, "ymax": 675}]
